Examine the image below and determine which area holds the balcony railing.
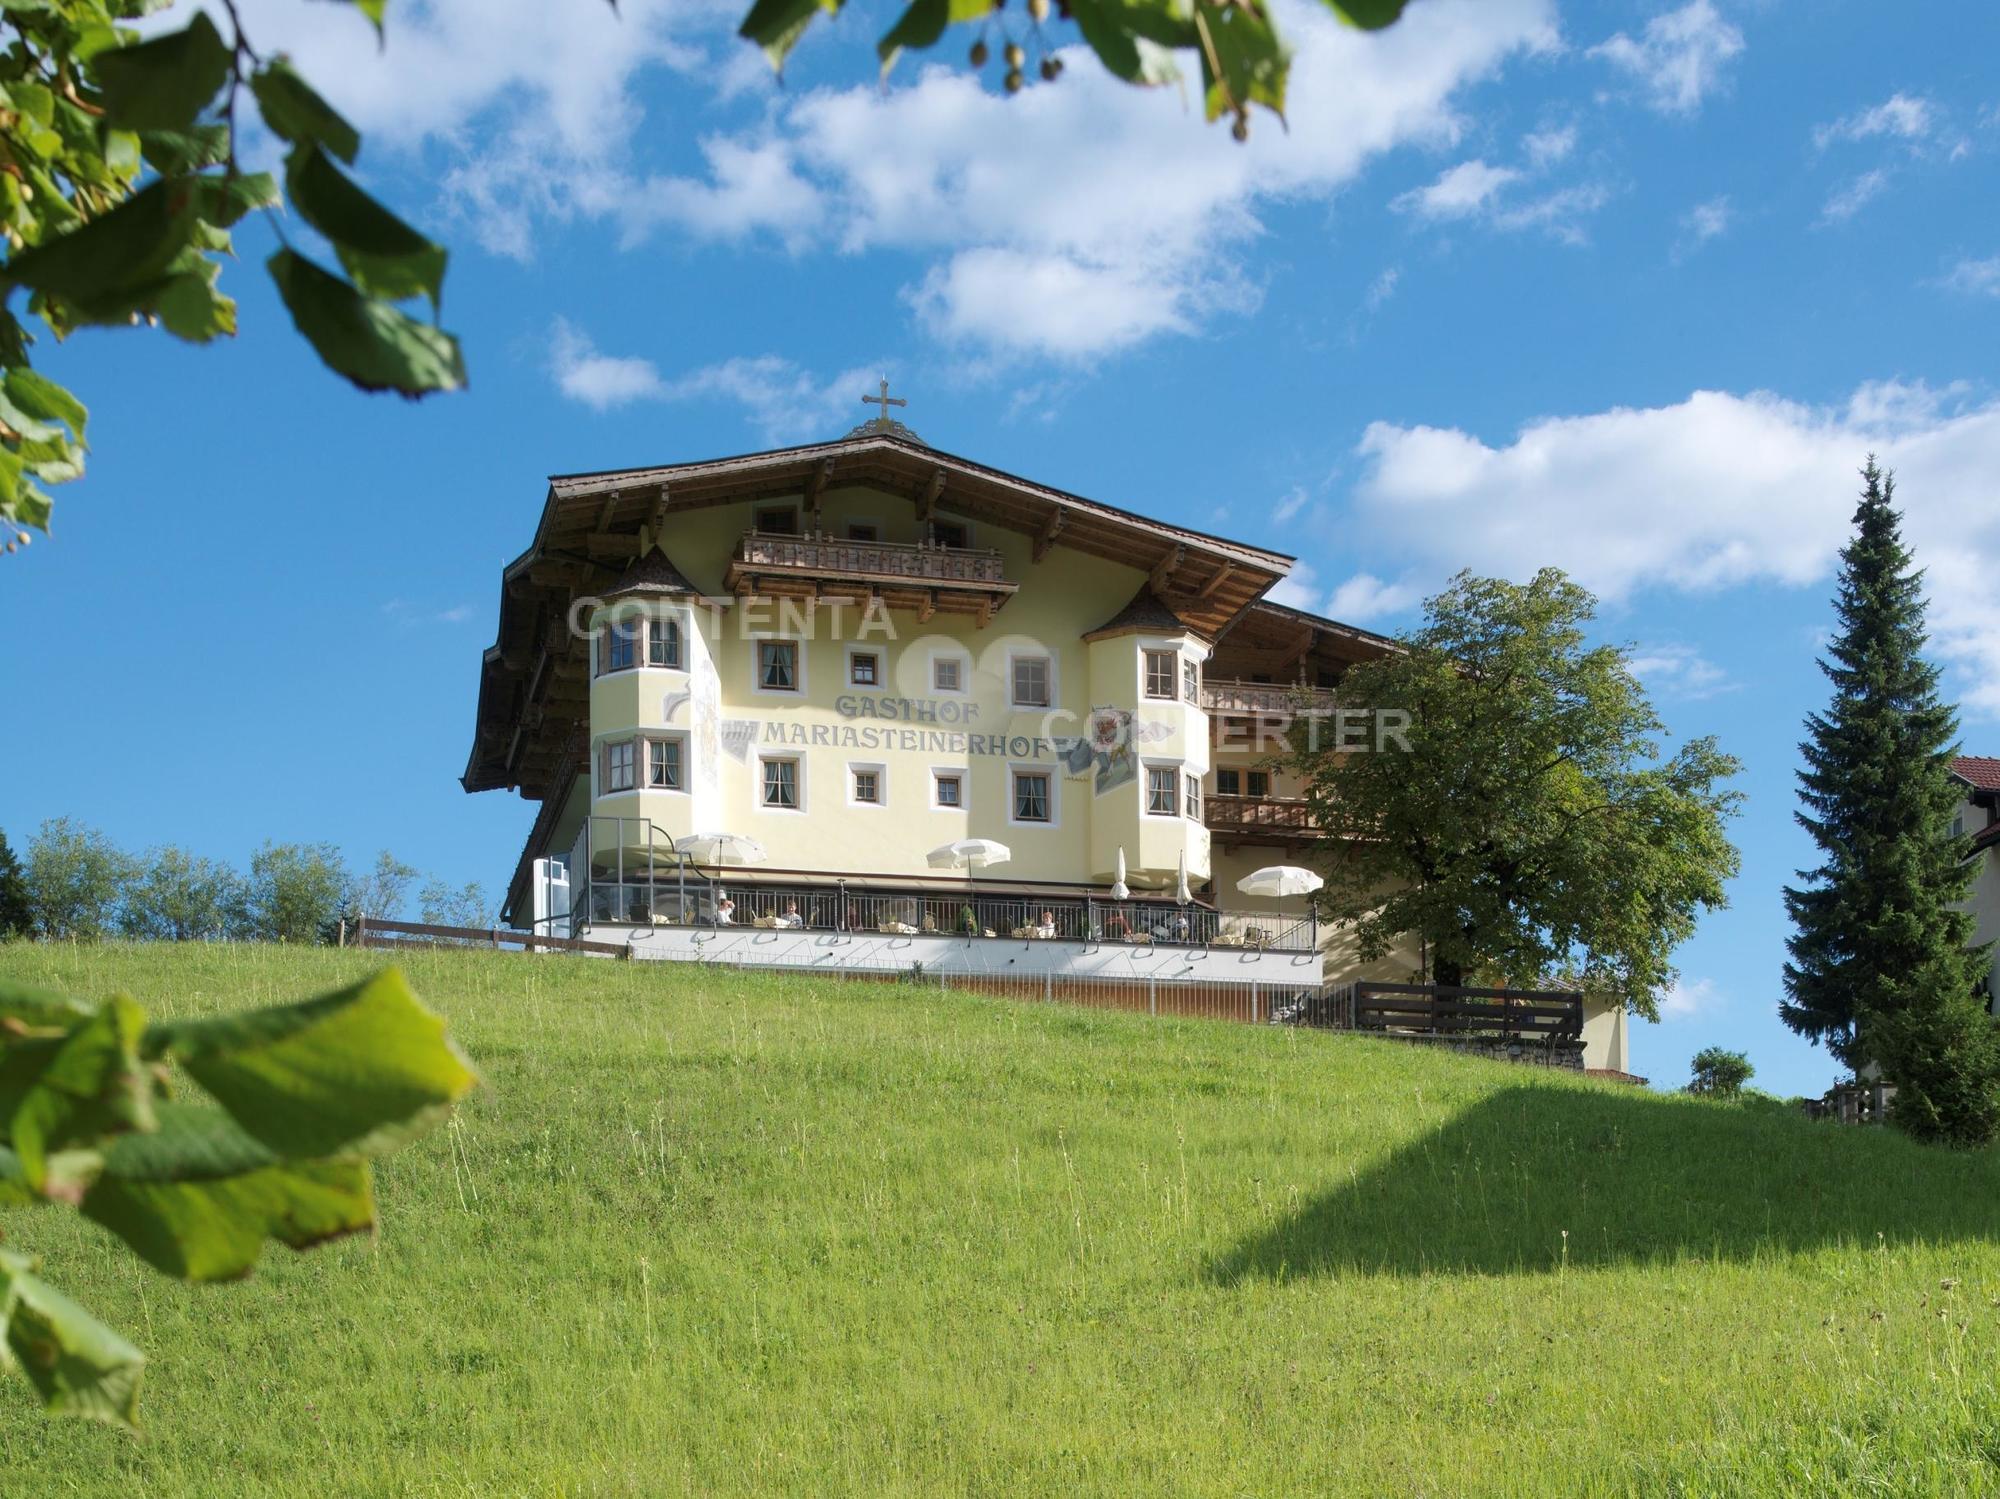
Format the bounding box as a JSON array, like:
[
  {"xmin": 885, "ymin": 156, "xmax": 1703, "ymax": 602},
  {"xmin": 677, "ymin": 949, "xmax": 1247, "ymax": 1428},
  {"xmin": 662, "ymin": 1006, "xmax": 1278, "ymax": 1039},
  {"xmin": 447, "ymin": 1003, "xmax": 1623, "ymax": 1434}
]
[
  {"xmin": 1199, "ymin": 679, "xmax": 1338, "ymax": 716},
  {"xmin": 1205, "ymin": 794, "xmax": 1322, "ymax": 840},
  {"xmin": 736, "ymin": 531, "xmax": 1010, "ymax": 586}
]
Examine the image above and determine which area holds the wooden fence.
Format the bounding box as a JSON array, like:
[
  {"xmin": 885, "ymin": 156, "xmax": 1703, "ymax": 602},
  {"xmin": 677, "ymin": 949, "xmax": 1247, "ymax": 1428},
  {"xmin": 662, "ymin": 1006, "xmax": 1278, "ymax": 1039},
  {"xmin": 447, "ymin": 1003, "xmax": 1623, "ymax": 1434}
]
[{"xmin": 1341, "ymin": 981, "xmax": 1584, "ymax": 1042}]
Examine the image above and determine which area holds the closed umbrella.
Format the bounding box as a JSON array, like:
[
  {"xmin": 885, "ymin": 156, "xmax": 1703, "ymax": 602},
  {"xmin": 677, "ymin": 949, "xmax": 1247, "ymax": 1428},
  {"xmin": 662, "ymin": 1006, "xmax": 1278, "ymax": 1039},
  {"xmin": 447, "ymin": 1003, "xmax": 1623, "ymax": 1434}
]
[
  {"xmin": 1110, "ymin": 847, "xmax": 1129, "ymax": 902},
  {"xmin": 1235, "ymin": 864, "xmax": 1324, "ymax": 899},
  {"xmin": 1175, "ymin": 847, "xmax": 1191, "ymax": 907},
  {"xmin": 926, "ymin": 838, "xmax": 1012, "ymax": 871}
]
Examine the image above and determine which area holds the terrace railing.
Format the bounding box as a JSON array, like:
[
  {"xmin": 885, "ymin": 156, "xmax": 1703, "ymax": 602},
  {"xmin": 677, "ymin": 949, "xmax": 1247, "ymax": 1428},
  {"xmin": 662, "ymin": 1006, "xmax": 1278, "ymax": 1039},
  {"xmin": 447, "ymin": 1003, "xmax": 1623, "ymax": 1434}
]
[
  {"xmin": 737, "ymin": 531, "xmax": 1009, "ymax": 586},
  {"xmin": 1199, "ymin": 680, "xmax": 1338, "ymax": 716},
  {"xmin": 1204, "ymin": 794, "xmax": 1322, "ymax": 839}
]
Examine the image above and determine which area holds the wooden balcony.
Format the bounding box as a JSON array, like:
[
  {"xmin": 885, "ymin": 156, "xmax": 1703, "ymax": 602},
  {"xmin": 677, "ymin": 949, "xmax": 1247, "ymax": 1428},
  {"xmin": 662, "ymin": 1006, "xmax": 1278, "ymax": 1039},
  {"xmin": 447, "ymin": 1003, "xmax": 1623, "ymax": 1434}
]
[
  {"xmin": 1200, "ymin": 679, "xmax": 1338, "ymax": 716},
  {"xmin": 723, "ymin": 530, "xmax": 1018, "ymax": 624},
  {"xmin": 1204, "ymin": 793, "xmax": 1323, "ymax": 845}
]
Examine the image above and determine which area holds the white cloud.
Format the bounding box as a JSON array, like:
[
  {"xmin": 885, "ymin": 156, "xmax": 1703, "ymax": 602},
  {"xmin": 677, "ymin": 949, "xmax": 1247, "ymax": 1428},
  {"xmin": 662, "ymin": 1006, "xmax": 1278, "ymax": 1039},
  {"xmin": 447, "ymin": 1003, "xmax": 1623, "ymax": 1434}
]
[
  {"xmin": 1394, "ymin": 159, "xmax": 1520, "ymax": 219},
  {"xmin": 1814, "ymin": 92, "xmax": 1934, "ymax": 150},
  {"xmin": 550, "ymin": 318, "xmax": 667, "ymax": 411},
  {"xmin": 1522, "ymin": 123, "xmax": 1577, "ymax": 167},
  {"xmin": 1819, "ymin": 168, "xmax": 1889, "ymax": 224},
  {"xmin": 1940, "ymin": 256, "xmax": 2000, "ymax": 297},
  {"xmin": 1362, "ymin": 266, "xmax": 1401, "ymax": 313},
  {"xmin": 1657, "ymin": 976, "xmax": 1718, "ymax": 1021},
  {"xmin": 1680, "ymin": 194, "xmax": 1731, "ymax": 246},
  {"xmin": 1349, "ymin": 380, "xmax": 2000, "ymax": 715},
  {"xmin": 1590, "ymin": 0, "xmax": 1745, "ymax": 117},
  {"xmin": 1273, "ymin": 487, "xmax": 1311, "ymax": 525},
  {"xmin": 1627, "ymin": 643, "xmax": 1734, "ymax": 699},
  {"xmin": 621, "ymin": 0, "xmax": 1558, "ymax": 360},
  {"xmin": 1393, "ymin": 159, "xmax": 1608, "ymax": 243},
  {"xmin": 1325, "ymin": 572, "xmax": 1422, "ymax": 622}
]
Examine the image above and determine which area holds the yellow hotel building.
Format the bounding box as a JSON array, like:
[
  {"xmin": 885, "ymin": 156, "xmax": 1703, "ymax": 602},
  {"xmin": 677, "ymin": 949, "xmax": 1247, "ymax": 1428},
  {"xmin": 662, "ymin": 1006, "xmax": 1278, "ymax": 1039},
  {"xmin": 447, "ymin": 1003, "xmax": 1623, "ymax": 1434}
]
[{"xmin": 462, "ymin": 413, "xmax": 1630, "ymax": 1073}]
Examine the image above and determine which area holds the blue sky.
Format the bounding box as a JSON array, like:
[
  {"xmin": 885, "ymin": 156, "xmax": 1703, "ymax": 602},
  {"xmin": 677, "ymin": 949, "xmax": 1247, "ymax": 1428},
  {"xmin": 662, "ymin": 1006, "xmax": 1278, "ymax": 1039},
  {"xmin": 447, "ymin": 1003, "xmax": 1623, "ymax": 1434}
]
[{"xmin": 3, "ymin": 0, "xmax": 1997, "ymax": 1096}]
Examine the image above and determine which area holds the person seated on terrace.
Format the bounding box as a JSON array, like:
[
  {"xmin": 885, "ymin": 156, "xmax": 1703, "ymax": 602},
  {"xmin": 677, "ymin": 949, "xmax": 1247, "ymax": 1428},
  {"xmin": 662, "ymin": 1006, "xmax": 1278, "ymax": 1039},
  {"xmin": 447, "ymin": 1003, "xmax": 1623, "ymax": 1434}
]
[
  {"xmin": 1034, "ymin": 910, "xmax": 1057, "ymax": 939},
  {"xmin": 1171, "ymin": 912, "xmax": 1190, "ymax": 943},
  {"xmin": 714, "ymin": 895, "xmax": 735, "ymax": 926},
  {"xmin": 775, "ymin": 899, "xmax": 805, "ymax": 929}
]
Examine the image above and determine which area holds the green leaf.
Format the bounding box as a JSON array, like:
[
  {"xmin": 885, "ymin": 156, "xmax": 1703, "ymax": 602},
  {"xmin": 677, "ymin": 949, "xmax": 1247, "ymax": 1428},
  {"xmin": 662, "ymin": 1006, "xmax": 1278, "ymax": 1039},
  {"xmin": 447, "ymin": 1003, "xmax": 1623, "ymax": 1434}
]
[
  {"xmin": 195, "ymin": 171, "xmax": 280, "ymax": 228},
  {"xmin": 284, "ymin": 145, "xmax": 446, "ymax": 306},
  {"xmin": 251, "ymin": 58, "xmax": 360, "ymax": 164},
  {"xmin": 264, "ymin": 251, "xmax": 465, "ymax": 396},
  {"xmin": 0, "ymin": 1248, "xmax": 145, "ymax": 1429},
  {"xmin": 1068, "ymin": 0, "xmax": 1193, "ymax": 84},
  {"xmin": 137, "ymin": 124, "xmax": 229, "ymax": 176},
  {"xmin": 738, "ymin": 0, "xmax": 842, "ymax": 72},
  {"xmin": 94, "ymin": 12, "xmax": 232, "ymax": 132},
  {"xmin": 2, "ymin": 995, "xmax": 154, "ymax": 1196},
  {"xmin": 82, "ymin": 1105, "xmax": 375, "ymax": 1282},
  {"xmin": 144, "ymin": 966, "xmax": 477, "ymax": 1158},
  {"xmin": 155, "ymin": 263, "xmax": 236, "ymax": 343},
  {"xmin": 3, "ymin": 368, "xmax": 89, "ymax": 448},
  {"xmin": 877, "ymin": 0, "xmax": 989, "ymax": 75},
  {"xmin": 1193, "ymin": 0, "xmax": 1288, "ymax": 121},
  {"xmin": 2, "ymin": 176, "xmax": 199, "ymax": 307},
  {"xmin": 1330, "ymin": 0, "xmax": 1408, "ymax": 27}
]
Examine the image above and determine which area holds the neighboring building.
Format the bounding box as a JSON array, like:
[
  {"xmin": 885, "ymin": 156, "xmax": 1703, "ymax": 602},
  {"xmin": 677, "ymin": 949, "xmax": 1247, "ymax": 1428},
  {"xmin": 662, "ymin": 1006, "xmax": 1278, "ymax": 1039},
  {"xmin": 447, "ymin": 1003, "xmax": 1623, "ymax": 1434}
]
[
  {"xmin": 462, "ymin": 413, "xmax": 1628, "ymax": 1071},
  {"xmin": 1951, "ymin": 755, "xmax": 2000, "ymax": 1003}
]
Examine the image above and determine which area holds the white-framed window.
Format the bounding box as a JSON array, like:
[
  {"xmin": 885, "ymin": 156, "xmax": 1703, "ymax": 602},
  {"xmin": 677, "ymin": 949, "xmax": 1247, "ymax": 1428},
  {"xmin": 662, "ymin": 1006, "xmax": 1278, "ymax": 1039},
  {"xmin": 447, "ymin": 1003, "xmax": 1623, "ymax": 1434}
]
[
  {"xmin": 1143, "ymin": 649, "xmax": 1176, "ymax": 700},
  {"xmin": 759, "ymin": 755, "xmax": 802, "ymax": 812},
  {"xmin": 1183, "ymin": 658, "xmax": 1199, "ymax": 703},
  {"xmin": 755, "ymin": 639, "xmax": 801, "ymax": 694},
  {"xmin": 600, "ymin": 618, "xmax": 638, "ymax": 675},
  {"xmin": 648, "ymin": 737, "xmax": 685, "ymax": 792},
  {"xmin": 1010, "ymin": 767, "xmax": 1055, "ymax": 826},
  {"xmin": 849, "ymin": 762, "xmax": 886, "ymax": 808},
  {"xmin": 932, "ymin": 768, "xmax": 967, "ymax": 810},
  {"xmin": 932, "ymin": 653, "xmax": 967, "ymax": 695},
  {"xmin": 755, "ymin": 504, "xmax": 799, "ymax": 535},
  {"xmin": 1010, "ymin": 652, "xmax": 1052, "ymax": 709},
  {"xmin": 1145, "ymin": 764, "xmax": 1178, "ymax": 816},
  {"xmin": 848, "ymin": 647, "xmax": 882, "ymax": 687},
  {"xmin": 602, "ymin": 739, "xmax": 637, "ymax": 794},
  {"xmin": 1184, "ymin": 773, "xmax": 1202, "ymax": 821}
]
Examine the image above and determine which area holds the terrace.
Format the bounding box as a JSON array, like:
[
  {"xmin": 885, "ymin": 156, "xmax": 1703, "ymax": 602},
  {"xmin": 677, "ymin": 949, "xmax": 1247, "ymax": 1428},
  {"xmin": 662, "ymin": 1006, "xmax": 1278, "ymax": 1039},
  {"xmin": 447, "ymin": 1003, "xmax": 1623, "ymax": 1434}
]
[{"xmin": 556, "ymin": 817, "xmax": 1321, "ymax": 955}]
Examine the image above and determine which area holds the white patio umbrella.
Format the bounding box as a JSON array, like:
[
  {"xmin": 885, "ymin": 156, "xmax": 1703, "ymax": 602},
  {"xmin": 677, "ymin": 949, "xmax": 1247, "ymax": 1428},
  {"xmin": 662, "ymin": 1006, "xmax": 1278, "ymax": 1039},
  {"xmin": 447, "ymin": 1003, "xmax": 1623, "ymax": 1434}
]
[
  {"xmin": 927, "ymin": 837, "xmax": 1012, "ymax": 871},
  {"xmin": 1236, "ymin": 864, "xmax": 1324, "ymax": 899},
  {"xmin": 1109, "ymin": 847, "xmax": 1129, "ymax": 902},
  {"xmin": 1175, "ymin": 847, "xmax": 1192, "ymax": 907},
  {"xmin": 673, "ymin": 832, "xmax": 768, "ymax": 867}
]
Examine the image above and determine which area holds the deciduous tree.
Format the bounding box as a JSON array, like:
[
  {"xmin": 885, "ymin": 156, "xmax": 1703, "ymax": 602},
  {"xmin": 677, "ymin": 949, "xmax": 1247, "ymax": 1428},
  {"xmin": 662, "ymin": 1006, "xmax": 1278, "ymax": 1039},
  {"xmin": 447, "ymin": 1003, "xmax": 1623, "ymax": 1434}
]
[
  {"xmin": 246, "ymin": 841, "xmax": 349, "ymax": 944},
  {"xmin": 0, "ymin": 830, "xmax": 28, "ymax": 938},
  {"xmin": 1782, "ymin": 460, "xmax": 1999, "ymax": 1145},
  {"xmin": 1297, "ymin": 569, "xmax": 1742, "ymax": 1018},
  {"xmin": 1687, "ymin": 1046, "xmax": 1753, "ymax": 1097},
  {"xmin": 24, "ymin": 817, "xmax": 134, "ymax": 940},
  {"xmin": 120, "ymin": 845, "xmax": 249, "ymax": 941}
]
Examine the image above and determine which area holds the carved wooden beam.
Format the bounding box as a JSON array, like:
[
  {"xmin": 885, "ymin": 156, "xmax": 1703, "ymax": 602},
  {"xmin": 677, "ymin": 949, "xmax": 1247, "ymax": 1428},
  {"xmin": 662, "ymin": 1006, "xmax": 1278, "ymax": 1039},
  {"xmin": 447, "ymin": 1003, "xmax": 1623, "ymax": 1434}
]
[
  {"xmin": 804, "ymin": 457, "xmax": 833, "ymax": 533},
  {"xmin": 917, "ymin": 468, "xmax": 945, "ymax": 522},
  {"xmin": 976, "ymin": 594, "xmax": 994, "ymax": 630},
  {"xmin": 593, "ymin": 491, "xmax": 618, "ymax": 533},
  {"xmin": 918, "ymin": 589, "xmax": 936, "ymax": 624},
  {"xmin": 1033, "ymin": 508, "xmax": 1066, "ymax": 562},
  {"xmin": 1197, "ymin": 561, "xmax": 1235, "ymax": 601},
  {"xmin": 1149, "ymin": 542, "xmax": 1186, "ymax": 594}
]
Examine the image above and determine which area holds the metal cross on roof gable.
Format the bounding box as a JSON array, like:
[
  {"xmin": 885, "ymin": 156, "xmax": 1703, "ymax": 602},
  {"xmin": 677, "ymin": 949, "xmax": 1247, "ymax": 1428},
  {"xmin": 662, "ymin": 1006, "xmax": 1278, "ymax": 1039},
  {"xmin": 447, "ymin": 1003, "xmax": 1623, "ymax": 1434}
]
[{"xmin": 860, "ymin": 377, "xmax": 907, "ymax": 428}]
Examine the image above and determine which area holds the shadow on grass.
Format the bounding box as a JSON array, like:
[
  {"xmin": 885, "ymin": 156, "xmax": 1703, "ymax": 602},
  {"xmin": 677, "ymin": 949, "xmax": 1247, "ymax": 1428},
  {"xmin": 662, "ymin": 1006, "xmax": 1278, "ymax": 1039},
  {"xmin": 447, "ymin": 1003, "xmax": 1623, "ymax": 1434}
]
[{"xmin": 1207, "ymin": 1080, "xmax": 2000, "ymax": 1283}]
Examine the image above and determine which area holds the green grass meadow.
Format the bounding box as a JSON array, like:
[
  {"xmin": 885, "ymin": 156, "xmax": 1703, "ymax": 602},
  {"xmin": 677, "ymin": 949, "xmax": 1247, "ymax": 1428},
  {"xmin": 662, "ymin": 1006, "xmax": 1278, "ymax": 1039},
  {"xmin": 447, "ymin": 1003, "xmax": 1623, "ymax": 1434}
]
[{"xmin": 6, "ymin": 943, "xmax": 2000, "ymax": 1495}]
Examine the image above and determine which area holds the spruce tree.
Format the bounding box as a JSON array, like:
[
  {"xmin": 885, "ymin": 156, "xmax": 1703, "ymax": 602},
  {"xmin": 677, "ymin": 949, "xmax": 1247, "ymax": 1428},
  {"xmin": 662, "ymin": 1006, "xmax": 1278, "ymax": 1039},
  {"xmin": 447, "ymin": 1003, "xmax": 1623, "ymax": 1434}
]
[
  {"xmin": 1782, "ymin": 459, "xmax": 1999, "ymax": 1144},
  {"xmin": 0, "ymin": 830, "xmax": 27, "ymax": 939}
]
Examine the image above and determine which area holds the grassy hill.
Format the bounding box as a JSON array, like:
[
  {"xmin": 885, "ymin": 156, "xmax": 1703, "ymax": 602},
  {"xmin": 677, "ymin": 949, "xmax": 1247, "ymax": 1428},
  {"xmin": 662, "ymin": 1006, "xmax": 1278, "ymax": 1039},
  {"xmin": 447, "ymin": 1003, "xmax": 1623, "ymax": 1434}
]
[{"xmin": 5, "ymin": 943, "xmax": 2000, "ymax": 1495}]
